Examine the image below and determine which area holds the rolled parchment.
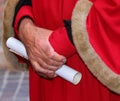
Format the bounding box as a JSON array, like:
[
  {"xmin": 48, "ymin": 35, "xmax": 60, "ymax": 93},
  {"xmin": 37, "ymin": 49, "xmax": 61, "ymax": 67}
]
[{"xmin": 6, "ymin": 37, "xmax": 82, "ymax": 85}]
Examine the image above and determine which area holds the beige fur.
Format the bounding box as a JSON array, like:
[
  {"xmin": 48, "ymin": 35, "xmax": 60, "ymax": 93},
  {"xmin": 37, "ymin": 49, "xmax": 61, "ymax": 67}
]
[
  {"xmin": 2, "ymin": 0, "xmax": 28, "ymax": 71},
  {"xmin": 72, "ymin": 0, "xmax": 120, "ymax": 94}
]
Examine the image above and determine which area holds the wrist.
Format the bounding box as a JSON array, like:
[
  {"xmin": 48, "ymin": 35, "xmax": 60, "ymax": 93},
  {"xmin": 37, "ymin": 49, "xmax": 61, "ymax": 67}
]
[
  {"xmin": 18, "ymin": 18, "xmax": 35, "ymax": 46},
  {"xmin": 19, "ymin": 17, "xmax": 34, "ymax": 33}
]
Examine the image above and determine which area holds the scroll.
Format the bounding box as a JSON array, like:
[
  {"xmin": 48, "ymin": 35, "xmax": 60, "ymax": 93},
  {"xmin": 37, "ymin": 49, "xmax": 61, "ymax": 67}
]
[{"xmin": 6, "ymin": 37, "xmax": 82, "ymax": 85}]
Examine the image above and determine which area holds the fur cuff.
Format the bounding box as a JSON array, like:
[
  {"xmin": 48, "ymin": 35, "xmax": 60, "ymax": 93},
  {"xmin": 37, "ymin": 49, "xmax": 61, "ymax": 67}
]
[
  {"xmin": 71, "ymin": 0, "xmax": 120, "ymax": 94},
  {"xmin": 2, "ymin": 0, "xmax": 28, "ymax": 71}
]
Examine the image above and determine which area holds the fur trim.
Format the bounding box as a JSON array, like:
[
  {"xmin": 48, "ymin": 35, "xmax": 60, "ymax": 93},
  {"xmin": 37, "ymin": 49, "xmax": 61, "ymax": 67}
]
[
  {"xmin": 2, "ymin": 0, "xmax": 28, "ymax": 71},
  {"xmin": 71, "ymin": 0, "xmax": 120, "ymax": 94}
]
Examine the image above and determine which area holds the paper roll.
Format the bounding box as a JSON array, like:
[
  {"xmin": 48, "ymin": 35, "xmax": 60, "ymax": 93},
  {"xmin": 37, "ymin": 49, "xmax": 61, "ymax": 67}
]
[
  {"xmin": 56, "ymin": 65, "xmax": 82, "ymax": 85},
  {"xmin": 6, "ymin": 37, "xmax": 28, "ymax": 59},
  {"xmin": 6, "ymin": 37, "xmax": 82, "ymax": 85}
]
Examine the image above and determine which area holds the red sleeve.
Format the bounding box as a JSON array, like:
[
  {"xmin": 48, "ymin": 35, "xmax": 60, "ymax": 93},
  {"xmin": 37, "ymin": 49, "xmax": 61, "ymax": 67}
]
[
  {"xmin": 14, "ymin": 5, "xmax": 34, "ymax": 35},
  {"xmin": 49, "ymin": 27, "xmax": 77, "ymax": 58}
]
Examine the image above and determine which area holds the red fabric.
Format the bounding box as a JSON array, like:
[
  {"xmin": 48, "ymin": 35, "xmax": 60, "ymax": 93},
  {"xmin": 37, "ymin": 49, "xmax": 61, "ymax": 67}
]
[
  {"xmin": 87, "ymin": 0, "xmax": 120, "ymax": 74},
  {"xmin": 14, "ymin": 0, "xmax": 120, "ymax": 101},
  {"xmin": 49, "ymin": 27, "xmax": 76, "ymax": 58}
]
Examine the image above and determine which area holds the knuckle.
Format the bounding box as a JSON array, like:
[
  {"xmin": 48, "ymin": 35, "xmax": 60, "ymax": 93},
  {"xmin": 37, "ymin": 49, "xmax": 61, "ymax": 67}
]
[
  {"xmin": 34, "ymin": 66, "xmax": 40, "ymax": 72},
  {"xmin": 47, "ymin": 52, "xmax": 54, "ymax": 59},
  {"xmin": 40, "ymin": 62, "xmax": 48, "ymax": 69},
  {"xmin": 46, "ymin": 59, "xmax": 53, "ymax": 65}
]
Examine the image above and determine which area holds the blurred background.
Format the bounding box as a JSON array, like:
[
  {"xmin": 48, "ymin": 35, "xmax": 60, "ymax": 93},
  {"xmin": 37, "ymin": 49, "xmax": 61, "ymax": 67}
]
[{"xmin": 0, "ymin": 0, "xmax": 29, "ymax": 101}]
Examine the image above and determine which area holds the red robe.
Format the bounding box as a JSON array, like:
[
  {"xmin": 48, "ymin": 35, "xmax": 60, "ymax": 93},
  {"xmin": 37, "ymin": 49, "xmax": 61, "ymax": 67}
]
[{"xmin": 14, "ymin": 0, "xmax": 120, "ymax": 101}]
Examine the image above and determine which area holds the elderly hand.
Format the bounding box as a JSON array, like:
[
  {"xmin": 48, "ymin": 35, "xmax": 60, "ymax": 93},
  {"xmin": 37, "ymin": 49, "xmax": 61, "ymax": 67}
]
[{"xmin": 18, "ymin": 18, "xmax": 66, "ymax": 78}]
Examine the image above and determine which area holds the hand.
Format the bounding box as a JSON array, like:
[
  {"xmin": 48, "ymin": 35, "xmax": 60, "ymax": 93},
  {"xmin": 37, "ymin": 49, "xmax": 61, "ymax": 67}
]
[{"xmin": 18, "ymin": 18, "xmax": 66, "ymax": 78}]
